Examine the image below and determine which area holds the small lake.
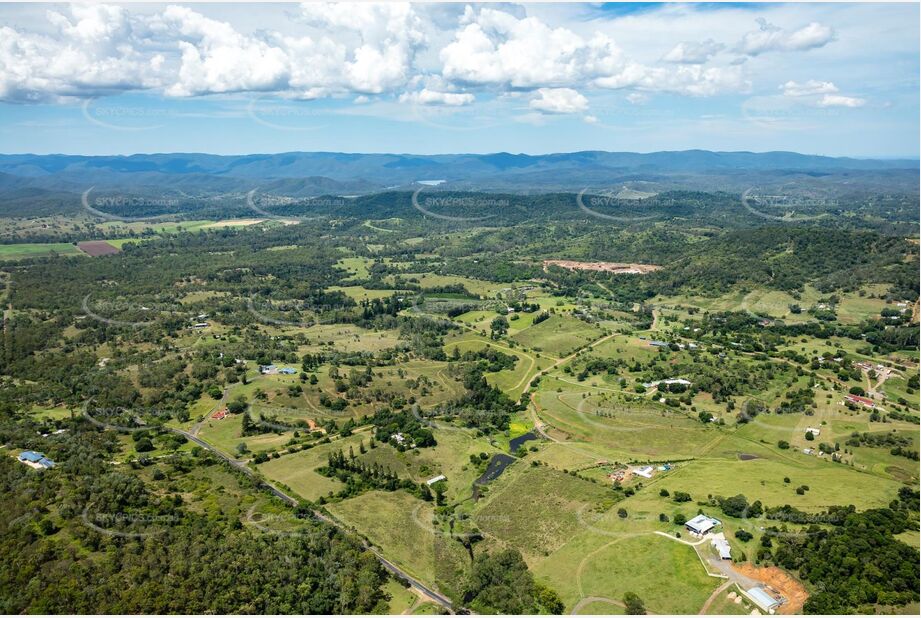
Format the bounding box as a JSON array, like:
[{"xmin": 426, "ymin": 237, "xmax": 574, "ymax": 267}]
[{"xmin": 509, "ymin": 431, "xmax": 538, "ymax": 453}]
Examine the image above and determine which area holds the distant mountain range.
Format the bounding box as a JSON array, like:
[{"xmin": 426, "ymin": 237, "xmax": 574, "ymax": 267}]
[{"xmin": 0, "ymin": 150, "xmax": 917, "ymax": 215}]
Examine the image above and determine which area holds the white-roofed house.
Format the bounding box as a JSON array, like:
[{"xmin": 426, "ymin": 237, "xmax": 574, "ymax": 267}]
[{"xmin": 685, "ymin": 514, "xmax": 720, "ymax": 535}]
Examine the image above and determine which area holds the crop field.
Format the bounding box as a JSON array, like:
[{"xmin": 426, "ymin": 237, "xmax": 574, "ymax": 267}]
[
  {"xmin": 512, "ymin": 313, "xmax": 603, "ymax": 358},
  {"xmin": 0, "ymin": 242, "xmax": 84, "ymax": 260}
]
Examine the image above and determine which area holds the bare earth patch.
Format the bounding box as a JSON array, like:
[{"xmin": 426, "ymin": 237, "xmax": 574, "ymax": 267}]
[
  {"xmin": 77, "ymin": 240, "xmax": 120, "ymax": 256},
  {"xmin": 543, "ymin": 260, "xmax": 662, "ymax": 274},
  {"xmin": 734, "ymin": 563, "xmax": 809, "ymax": 614}
]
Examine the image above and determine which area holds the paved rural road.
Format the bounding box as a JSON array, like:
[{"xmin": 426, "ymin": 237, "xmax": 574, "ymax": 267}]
[{"xmin": 170, "ymin": 428, "xmax": 457, "ymax": 613}]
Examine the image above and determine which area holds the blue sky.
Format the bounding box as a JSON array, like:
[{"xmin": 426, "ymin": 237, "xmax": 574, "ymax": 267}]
[{"xmin": 0, "ymin": 2, "xmax": 917, "ymax": 157}]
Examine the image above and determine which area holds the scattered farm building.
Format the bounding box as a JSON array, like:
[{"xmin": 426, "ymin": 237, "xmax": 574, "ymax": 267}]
[
  {"xmin": 643, "ymin": 378, "xmax": 692, "ymax": 389},
  {"xmin": 259, "ymin": 364, "xmax": 278, "ymax": 375},
  {"xmin": 744, "ymin": 586, "xmax": 783, "ymax": 613},
  {"xmin": 648, "ymin": 340, "xmax": 670, "ymax": 348},
  {"xmin": 426, "ymin": 475, "xmax": 447, "ymax": 486},
  {"xmin": 685, "ymin": 514, "xmax": 720, "ymax": 535},
  {"xmin": 192, "ymin": 322, "xmax": 210, "ymax": 329},
  {"xmin": 805, "ymin": 427, "xmax": 821, "ymax": 437},
  {"xmin": 18, "ymin": 450, "xmax": 56, "ymax": 470},
  {"xmin": 845, "ymin": 394, "xmax": 876, "ymax": 408},
  {"xmin": 711, "ymin": 535, "xmax": 732, "ymax": 560},
  {"xmin": 279, "ymin": 367, "xmax": 297, "ymax": 375},
  {"xmin": 633, "ymin": 465, "xmax": 655, "ymax": 479},
  {"xmin": 211, "ymin": 409, "xmax": 228, "ymax": 420}
]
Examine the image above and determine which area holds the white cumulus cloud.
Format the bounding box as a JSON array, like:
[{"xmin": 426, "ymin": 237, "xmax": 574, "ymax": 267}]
[
  {"xmin": 529, "ymin": 87, "xmax": 588, "ymax": 114},
  {"xmin": 736, "ymin": 18, "xmax": 834, "ymax": 56},
  {"xmin": 817, "ymin": 94, "xmax": 865, "ymax": 108},
  {"xmin": 440, "ymin": 7, "xmax": 627, "ymax": 88},
  {"xmin": 663, "ymin": 39, "xmax": 724, "ymax": 64},
  {"xmin": 399, "ymin": 88, "xmax": 474, "ymax": 106},
  {"xmin": 781, "ymin": 80, "xmax": 838, "ymax": 97}
]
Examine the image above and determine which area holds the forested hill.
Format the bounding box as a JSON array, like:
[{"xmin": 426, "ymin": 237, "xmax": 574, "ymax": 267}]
[{"xmin": 0, "ymin": 149, "xmax": 917, "ymax": 204}]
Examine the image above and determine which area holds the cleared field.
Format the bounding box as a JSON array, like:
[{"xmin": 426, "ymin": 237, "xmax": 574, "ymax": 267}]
[
  {"xmin": 195, "ymin": 413, "xmax": 294, "ymax": 455},
  {"xmin": 327, "ymin": 490, "xmax": 437, "ymax": 584},
  {"xmin": 0, "ymin": 242, "xmax": 84, "ymax": 260},
  {"xmin": 386, "ymin": 273, "xmax": 508, "ymax": 298},
  {"xmin": 296, "ymin": 324, "xmax": 402, "ymax": 354},
  {"xmin": 444, "ymin": 334, "xmax": 545, "ymax": 399},
  {"xmin": 533, "ymin": 382, "xmax": 720, "ymax": 462},
  {"xmin": 77, "ymin": 240, "xmax": 120, "ymax": 256},
  {"xmin": 512, "ymin": 314, "xmax": 603, "ymax": 358},
  {"xmin": 576, "ymin": 535, "xmax": 720, "ymax": 614},
  {"xmin": 257, "ymin": 432, "xmax": 370, "ymax": 501},
  {"xmin": 573, "ymin": 599, "xmax": 627, "ymax": 615},
  {"xmin": 658, "ymin": 455, "xmax": 905, "ymax": 512},
  {"xmin": 358, "ymin": 428, "xmax": 501, "ymax": 504},
  {"xmin": 326, "ymin": 285, "xmax": 403, "ymax": 301},
  {"xmin": 473, "ymin": 464, "xmax": 614, "ymax": 559}
]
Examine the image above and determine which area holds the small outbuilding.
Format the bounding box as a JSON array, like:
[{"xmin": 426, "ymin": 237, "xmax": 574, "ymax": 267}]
[
  {"xmin": 745, "ymin": 587, "xmax": 782, "ymax": 613},
  {"xmin": 711, "ymin": 536, "xmax": 732, "ymax": 560},
  {"xmin": 426, "ymin": 475, "xmax": 447, "ymax": 486}
]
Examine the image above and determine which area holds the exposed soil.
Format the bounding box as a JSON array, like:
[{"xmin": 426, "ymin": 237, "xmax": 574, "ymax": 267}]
[
  {"xmin": 733, "ymin": 563, "xmax": 809, "ymax": 614},
  {"xmin": 77, "ymin": 241, "xmax": 120, "ymax": 257},
  {"xmin": 543, "ymin": 260, "xmax": 662, "ymax": 274}
]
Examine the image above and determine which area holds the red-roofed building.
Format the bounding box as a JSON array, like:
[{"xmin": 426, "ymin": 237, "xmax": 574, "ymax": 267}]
[
  {"xmin": 211, "ymin": 408, "xmax": 228, "ymax": 420},
  {"xmin": 845, "ymin": 394, "xmax": 876, "ymax": 408}
]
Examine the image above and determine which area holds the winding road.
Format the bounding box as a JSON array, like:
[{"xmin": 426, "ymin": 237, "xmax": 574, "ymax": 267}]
[{"xmin": 169, "ymin": 428, "xmax": 457, "ymax": 612}]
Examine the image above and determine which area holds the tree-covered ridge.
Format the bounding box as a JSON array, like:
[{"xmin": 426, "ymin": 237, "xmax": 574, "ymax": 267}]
[
  {"xmin": 0, "ymin": 421, "xmax": 388, "ymax": 614},
  {"xmin": 771, "ymin": 497, "xmax": 920, "ymax": 614}
]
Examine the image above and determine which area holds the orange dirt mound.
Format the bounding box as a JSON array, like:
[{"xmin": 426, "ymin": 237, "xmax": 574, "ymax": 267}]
[
  {"xmin": 735, "ymin": 563, "xmax": 809, "ymax": 614},
  {"xmin": 543, "ymin": 260, "xmax": 661, "ymax": 274}
]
